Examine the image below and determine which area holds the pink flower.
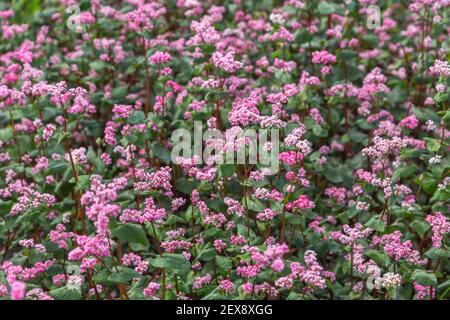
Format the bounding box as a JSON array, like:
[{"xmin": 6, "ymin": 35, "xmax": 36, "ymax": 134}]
[
  {"xmin": 211, "ymin": 51, "xmax": 243, "ymax": 73},
  {"xmin": 219, "ymin": 279, "xmax": 235, "ymax": 294},
  {"xmin": 399, "ymin": 115, "xmax": 419, "ymax": 130},
  {"xmin": 149, "ymin": 51, "xmax": 172, "ymax": 65},
  {"xmin": 143, "ymin": 282, "xmax": 160, "ymax": 298},
  {"xmin": 312, "ymin": 50, "xmax": 336, "ymax": 64},
  {"xmin": 10, "ymin": 281, "xmax": 26, "ymax": 300},
  {"xmin": 426, "ymin": 212, "xmax": 450, "ymax": 248}
]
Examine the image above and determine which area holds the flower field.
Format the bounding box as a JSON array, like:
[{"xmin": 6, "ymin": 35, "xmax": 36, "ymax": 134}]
[{"xmin": 0, "ymin": 0, "xmax": 448, "ymax": 300}]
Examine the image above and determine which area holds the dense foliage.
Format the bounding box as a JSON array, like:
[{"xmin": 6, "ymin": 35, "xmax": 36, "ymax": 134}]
[{"xmin": 0, "ymin": 0, "xmax": 449, "ymax": 300}]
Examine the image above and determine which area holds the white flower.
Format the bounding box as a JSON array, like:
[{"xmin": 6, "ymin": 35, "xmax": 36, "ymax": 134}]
[
  {"xmin": 269, "ymin": 13, "xmax": 285, "ymax": 25},
  {"xmin": 429, "ymin": 155, "xmax": 442, "ymax": 165},
  {"xmin": 375, "ymin": 272, "xmax": 402, "ymax": 289}
]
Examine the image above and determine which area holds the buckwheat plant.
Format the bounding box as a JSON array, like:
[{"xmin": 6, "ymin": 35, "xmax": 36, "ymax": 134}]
[{"xmin": 0, "ymin": 0, "xmax": 448, "ymax": 301}]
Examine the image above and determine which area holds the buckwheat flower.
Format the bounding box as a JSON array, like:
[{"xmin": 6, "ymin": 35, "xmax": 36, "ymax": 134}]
[
  {"xmin": 376, "ymin": 272, "xmax": 402, "ymax": 289},
  {"xmin": 67, "ymin": 275, "xmax": 84, "ymax": 288},
  {"xmin": 80, "ymin": 257, "xmax": 97, "ymax": 273},
  {"xmin": 42, "ymin": 124, "xmax": 56, "ymax": 141},
  {"xmin": 263, "ymin": 142, "xmax": 273, "ymax": 151},
  {"xmin": 284, "ymin": 125, "xmax": 306, "ymax": 146},
  {"xmin": 10, "ymin": 281, "xmax": 26, "ymax": 300},
  {"xmin": 271, "ymin": 27, "xmax": 294, "ymax": 42},
  {"xmin": 143, "ymin": 282, "xmax": 160, "ymax": 298},
  {"xmin": 279, "ymin": 151, "xmax": 303, "ymax": 166},
  {"xmin": 257, "ymin": 208, "xmax": 278, "ymax": 221},
  {"xmin": 192, "ymin": 262, "xmax": 202, "ymax": 270},
  {"xmin": 361, "ymin": 136, "xmax": 406, "ymax": 159},
  {"xmin": 271, "ymin": 258, "xmax": 285, "ymax": 272},
  {"xmin": 424, "ymin": 97, "xmax": 434, "ymax": 105},
  {"xmin": 337, "ymin": 224, "xmax": 373, "ymax": 245},
  {"xmin": 62, "ymin": 213, "xmax": 71, "ymax": 224},
  {"xmin": 436, "ymin": 83, "xmax": 446, "ymax": 93},
  {"xmin": 166, "ymin": 228, "xmax": 185, "ymax": 240},
  {"xmin": 149, "ymin": 51, "xmax": 172, "ymax": 65},
  {"xmin": 287, "ymin": 194, "xmax": 315, "ymax": 211},
  {"xmin": 399, "ymin": 115, "xmax": 419, "ymax": 130},
  {"xmin": 433, "ymin": 15, "xmax": 441, "ymax": 24},
  {"xmin": 189, "ymin": 16, "xmax": 220, "ymax": 45},
  {"xmin": 26, "ymin": 288, "xmax": 53, "ymax": 300},
  {"xmin": 298, "ymin": 250, "xmax": 327, "ymax": 289},
  {"xmin": 193, "ymin": 274, "xmax": 212, "ymax": 290},
  {"xmin": 325, "ymin": 187, "xmax": 347, "ymax": 205},
  {"xmin": 429, "ymin": 59, "xmax": 450, "ymax": 77},
  {"xmin": 352, "ymin": 282, "xmax": 364, "ymax": 293},
  {"xmin": 356, "ymin": 201, "xmax": 369, "ymax": 211},
  {"xmin": 426, "ymin": 212, "xmax": 450, "ymax": 248},
  {"xmin": 269, "ymin": 13, "xmax": 285, "ymax": 25},
  {"xmin": 211, "ymin": 51, "xmax": 243, "ymax": 73},
  {"xmin": 414, "ymin": 282, "xmax": 435, "ymax": 300},
  {"xmin": 161, "ymin": 240, "xmax": 192, "ymax": 253},
  {"xmin": 65, "ymin": 147, "xmax": 87, "ymax": 165},
  {"xmin": 32, "ymin": 156, "xmax": 48, "ymax": 174},
  {"xmin": 127, "ymin": 8, "xmax": 153, "ymax": 31},
  {"xmin": 100, "ymin": 152, "xmax": 112, "ymax": 165},
  {"xmin": 0, "ymin": 152, "xmax": 10, "ymax": 163},
  {"xmin": 230, "ymin": 234, "xmax": 246, "ymax": 245},
  {"xmin": 0, "ymin": 284, "xmax": 8, "ymax": 297},
  {"xmin": 134, "ymin": 166, "xmax": 172, "ymax": 192},
  {"xmin": 219, "ymin": 279, "xmax": 235, "ymax": 294},
  {"xmin": 206, "ymin": 116, "xmax": 216, "ymax": 128},
  {"xmin": 312, "ymin": 50, "xmax": 336, "ymax": 65},
  {"xmin": 286, "ymin": 185, "xmax": 296, "ymax": 193},
  {"xmin": 171, "ymin": 197, "xmax": 186, "ymax": 211},
  {"xmin": 373, "ymin": 231, "xmax": 427, "ymax": 265},
  {"xmin": 224, "ymin": 197, "xmax": 245, "ymax": 217},
  {"xmin": 429, "ymin": 155, "xmax": 442, "ymax": 165},
  {"xmin": 300, "ymin": 71, "xmax": 321, "ymax": 86},
  {"xmin": 213, "ymin": 239, "xmax": 227, "ymax": 253},
  {"xmin": 182, "ymin": 251, "xmax": 191, "ymax": 261}
]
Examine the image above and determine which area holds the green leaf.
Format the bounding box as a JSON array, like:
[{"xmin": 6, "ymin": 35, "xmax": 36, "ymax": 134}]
[
  {"xmin": 295, "ymin": 30, "xmax": 313, "ymax": 44},
  {"xmin": 89, "ymin": 61, "xmax": 108, "ymax": 71},
  {"xmin": 365, "ymin": 249, "xmax": 387, "ymax": 266},
  {"xmin": 151, "ymin": 254, "xmax": 190, "ymax": 277},
  {"xmin": 365, "ymin": 216, "xmax": 385, "ymax": 232},
  {"xmin": 348, "ymin": 128, "xmax": 367, "ymax": 143},
  {"xmin": 313, "ymin": 125, "xmax": 328, "ymax": 137},
  {"xmin": 215, "ymin": 255, "xmax": 232, "ymax": 270},
  {"xmin": 318, "ymin": 2, "xmax": 335, "ymax": 14},
  {"xmin": 391, "ymin": 165, "xmax": 417, "ymax": 181},
  {"xmin": 422, "ymin": 173, "xmax": 437, "ymax": 195},
  {"xmin": 175, "ymin": 177, "xmax": 198, "ymax": 194},
  {"xmin": 107, "ymin": 268, "xmax": 141, "ymax": 284},
  {"xmin": 337, "ymin": 50, "xmax": 358, "ymax": 61},
  {"xmin": 0, "ymin": 128, "xmax": 13, "ymax": 141},
  {"xmin": 112, "ymin": 223, "xmax": 149, "ymax": 246},
  {"xmin": 69, "ymin": 175, "xmax": 91, "ymax": 192},
  {"xmin": 424, "ymin": 138, "xmax": 441, "ymax": 152},
  {"xmin": 219, "ymin": 164, "xmax": 236, "ymax": 178},
  {"xmin": 323, "ymin": 166, "xmax": 343, "ymax": 183},
  {"xmin": 49, "ymin": 287, "xmax": 83, "ymax": 300},
  {"xmin": 111, "ymin": 86, "xmax": 128, "ymax": 101},
  {"xmin": 128, "ymin": 110, "xmax": 146, "ymax": 124},
  {"xmin": 197, "ymin": 245, "xmax": 217, "ymax": 262},
  {"xmin": 245, "ymin": 198, "xmax": 265, "ymax": 212},
  {"xmin": 164, "ymin": 214, "xmax": 185, "ymax": 225},
  {"xmin": 411, "ymin": 270, "xmax": 438, "ymax": 287},
  {"xmin": 411, "ymin": 220, "xmax": 430, "ymax": 238},
  {"xmin": 151, "ymin": 142, "xmax": 171, "ymax": 164}
]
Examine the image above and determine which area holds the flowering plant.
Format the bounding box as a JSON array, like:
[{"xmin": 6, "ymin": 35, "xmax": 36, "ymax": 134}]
[{"xmin": 0, "ymin": 0, "xmax": 448, "ymax": 300}]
